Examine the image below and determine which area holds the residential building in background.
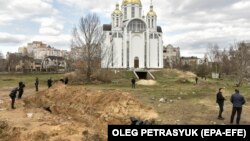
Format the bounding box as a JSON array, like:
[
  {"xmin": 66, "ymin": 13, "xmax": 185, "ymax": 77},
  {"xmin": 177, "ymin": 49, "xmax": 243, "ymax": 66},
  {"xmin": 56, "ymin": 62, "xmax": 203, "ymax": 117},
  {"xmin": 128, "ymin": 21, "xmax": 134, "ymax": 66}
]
[
  {"xmin": 102, "ymin": 0, "xmax": 164, "ymax": 69},
  {"xmin": 18, "ymin": 41, "xmax": 69, "ymax": 60},
  {"xmin": 163, "ymin": 44, "xmax": 180, "ymax": 68}
]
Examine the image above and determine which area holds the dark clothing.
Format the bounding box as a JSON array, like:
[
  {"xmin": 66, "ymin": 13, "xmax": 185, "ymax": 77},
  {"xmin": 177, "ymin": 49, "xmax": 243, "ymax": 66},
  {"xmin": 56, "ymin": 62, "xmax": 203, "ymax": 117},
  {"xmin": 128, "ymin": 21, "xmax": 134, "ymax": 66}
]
[
  {"xmin": 216, "ymin": 92, "xmax": 225, "ymax": 118},
  {"xmin": 35, "ymin": 78, "xmax": 39, "ymax": 91},
  {"xmin": 131, "ymin": 79, "xmax": 136, "ymax": 88},
  {"xmin": 65, "ymin": 78, "xmax": 69, "ymax": 85},
  {"xmin": 230, "ymin": 107, "xmax": 242, "ymax": 124},
  {"xmin": 230, "ymin": 93, "xmax": 245, "ymax": 124},
  {"xmin": 47, "ymin": 79, "xmax": 52, "ymax": 88},
  {"xmin": 18, "ymin": 82, "xmax": 25, "ymax": 99},
  {"xmin": 216, "ymin": 92, "xmax": 225, "ymax": 104},
  {"xmin": 9, "ymin": 88, "xmax": 18, "ymax": 109},
  {"xmin": 60, "ymin": 79, "xmax": 64, "ymax": 83},
  {"xmin": 218, "ymin": 103, "xmax": 224, "ymax": 118},
  {"xmin": 230, "ymin": 93, "xmax": 245, "ymax": 107},
  {"xmin": 195, "ymin": 77, "xmax": 198, "ymax": 84}
]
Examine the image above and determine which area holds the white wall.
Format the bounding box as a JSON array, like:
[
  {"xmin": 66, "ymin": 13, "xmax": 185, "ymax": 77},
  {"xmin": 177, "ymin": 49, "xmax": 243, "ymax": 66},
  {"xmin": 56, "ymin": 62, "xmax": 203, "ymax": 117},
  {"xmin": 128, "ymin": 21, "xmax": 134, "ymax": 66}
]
[
  {"xmin": 131, "ymin": 33, "xmax": 145, "ymax": 68},
  {"xmin": 149, "ymin": 38, "xmax": 158, "ymax": 68}
]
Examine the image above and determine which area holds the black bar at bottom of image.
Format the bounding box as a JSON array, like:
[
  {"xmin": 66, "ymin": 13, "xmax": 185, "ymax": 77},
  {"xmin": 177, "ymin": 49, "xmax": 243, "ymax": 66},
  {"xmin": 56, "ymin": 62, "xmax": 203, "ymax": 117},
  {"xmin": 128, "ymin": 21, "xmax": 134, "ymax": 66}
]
[{"xmin": 108, "ymin": 125, "xmax": 250, "ymax": 141}]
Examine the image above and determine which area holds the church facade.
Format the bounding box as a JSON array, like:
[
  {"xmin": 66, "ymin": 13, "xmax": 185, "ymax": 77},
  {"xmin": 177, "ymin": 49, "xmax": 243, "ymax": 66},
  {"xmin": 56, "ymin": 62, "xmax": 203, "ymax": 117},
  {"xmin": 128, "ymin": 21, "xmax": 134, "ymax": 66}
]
[{"xmin": 102, "ymin": 0, "xmax": 163, "ymax": 69}]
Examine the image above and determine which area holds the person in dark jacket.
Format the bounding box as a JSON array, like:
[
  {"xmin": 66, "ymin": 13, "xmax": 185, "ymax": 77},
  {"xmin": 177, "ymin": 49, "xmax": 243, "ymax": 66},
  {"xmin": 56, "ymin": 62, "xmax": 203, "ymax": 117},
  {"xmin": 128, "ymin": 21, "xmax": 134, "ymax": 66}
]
[
  {"xmin": 60, "ymin": 78, "xmax": 64, "ymax": 83},
  {"xmin": 35, "ymin": 77, "xmax": 39, "ymax": 92},
  {"xmin": 64, "ymin": 77, "xmax": 69, "ymax": 85},
  {"xmin": 216, "ymin": 88, "xmax": 226, "ymax": 120},
  {"xmin": 230, "ymin": 89, "xmax": 246, "ymax": 125},
  {"xmin": 18, "ymin": 81, "xmax": 25, "ymax": 99},
  {"xmin": 47, "ymin": 77, "xmax": 52, "ymax": 88},
  {"xmin": 195, "ymin": 77, "xmax": 198, "ymax": 84},
  {"xmin": 131, "ymin": 78, "xmax": 136, "ymax": 88},
  {"xmin": 9, "ymin": 88, "xmax": 18, "ymax": 109}
]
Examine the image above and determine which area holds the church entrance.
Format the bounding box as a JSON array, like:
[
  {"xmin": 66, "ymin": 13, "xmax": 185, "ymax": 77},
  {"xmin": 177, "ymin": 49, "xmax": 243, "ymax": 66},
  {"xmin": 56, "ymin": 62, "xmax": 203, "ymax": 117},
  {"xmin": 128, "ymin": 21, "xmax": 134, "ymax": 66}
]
[{"xmin": 134, "ymin": 57, "xmax": 139, "ymax": 68}]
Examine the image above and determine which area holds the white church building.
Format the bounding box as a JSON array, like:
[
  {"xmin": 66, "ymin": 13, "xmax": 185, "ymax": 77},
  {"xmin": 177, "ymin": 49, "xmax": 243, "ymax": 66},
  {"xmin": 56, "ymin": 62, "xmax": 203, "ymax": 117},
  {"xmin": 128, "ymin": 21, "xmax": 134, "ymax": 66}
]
[{"xmin": 102, "ymin": 0, "xmax": 163, "ymax": 69}]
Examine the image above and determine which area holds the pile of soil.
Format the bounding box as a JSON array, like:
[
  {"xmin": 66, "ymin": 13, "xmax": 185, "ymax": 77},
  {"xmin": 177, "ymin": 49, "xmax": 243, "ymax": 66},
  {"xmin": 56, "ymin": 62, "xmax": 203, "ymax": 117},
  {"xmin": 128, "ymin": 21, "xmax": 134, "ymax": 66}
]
[
  {"xmin": 23, "ymin": 83, "xmax": 158, "ymax": 139},
  {"xmin": 137, "ymin": 80, "xmax": 157, "ymax": 86}
]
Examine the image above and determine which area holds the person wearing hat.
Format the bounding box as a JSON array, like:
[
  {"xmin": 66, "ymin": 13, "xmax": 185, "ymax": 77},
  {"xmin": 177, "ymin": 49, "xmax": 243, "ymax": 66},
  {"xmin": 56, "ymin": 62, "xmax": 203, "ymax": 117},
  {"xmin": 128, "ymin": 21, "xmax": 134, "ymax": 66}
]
[
  {"xmin": 9, "ymin": 87, "xmax": 19, "ymax": 109},
  {"xmin": 230, "ymin": 89, "xmax": 246, "ymax": 125},
  {"xmin": 216, "ymin": 88, "xmax": 226, "ymax": 120}
]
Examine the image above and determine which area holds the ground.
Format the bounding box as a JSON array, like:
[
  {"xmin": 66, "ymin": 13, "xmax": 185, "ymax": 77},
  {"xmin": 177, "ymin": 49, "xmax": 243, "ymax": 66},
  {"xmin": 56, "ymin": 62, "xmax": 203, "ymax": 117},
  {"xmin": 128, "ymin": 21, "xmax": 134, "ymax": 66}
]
[{"xmin": 0, "ymin": 70, "xmax": 249, "ymax": 140}]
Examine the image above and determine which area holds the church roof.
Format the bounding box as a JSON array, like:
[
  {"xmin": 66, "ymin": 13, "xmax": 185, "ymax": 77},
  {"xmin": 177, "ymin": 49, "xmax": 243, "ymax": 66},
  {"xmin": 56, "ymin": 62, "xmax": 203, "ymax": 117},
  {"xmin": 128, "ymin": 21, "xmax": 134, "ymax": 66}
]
[
  {"xmin": 103, "ymin": 24, "xmax": 111, "ymax": 31},
  {"xmin": 122, "ymin": 0, "xmax": 141, "ymax": 6},
  {"xmin": 157, "ymin": 26, "xmax": 162, "ymax": 33},
  {"xmin": 147, "ymin": 5, "xmax": 156, "ymax": 16},
  {"xmin": 112, "ymin": 4, "xmax": 122, "ymax": 15}
]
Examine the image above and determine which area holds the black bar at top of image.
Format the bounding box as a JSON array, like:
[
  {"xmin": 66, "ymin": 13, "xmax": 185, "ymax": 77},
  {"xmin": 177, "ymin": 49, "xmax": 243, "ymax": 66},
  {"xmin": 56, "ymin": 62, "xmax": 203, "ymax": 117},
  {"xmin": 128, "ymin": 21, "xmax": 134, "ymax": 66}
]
[{"xmin": 108, "ymin": 125, "xmax": 250, "ymax": 141}]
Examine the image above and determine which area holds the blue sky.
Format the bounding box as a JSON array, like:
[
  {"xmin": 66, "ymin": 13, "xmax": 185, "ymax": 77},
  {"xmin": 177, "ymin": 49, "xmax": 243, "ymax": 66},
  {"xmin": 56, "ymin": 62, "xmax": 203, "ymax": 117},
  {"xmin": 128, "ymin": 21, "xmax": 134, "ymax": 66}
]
[{"xmin": 0, "ymin": 0, "xmax": 250, "ymax": 58}]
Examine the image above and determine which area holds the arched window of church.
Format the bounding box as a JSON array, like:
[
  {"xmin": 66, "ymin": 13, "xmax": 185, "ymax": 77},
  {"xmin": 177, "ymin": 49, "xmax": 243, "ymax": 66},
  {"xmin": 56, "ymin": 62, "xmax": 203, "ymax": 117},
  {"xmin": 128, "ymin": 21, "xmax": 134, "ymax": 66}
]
[
  {"xmin": 116, "ymin": 17, "xmax": 119, "ymax": 27},
  {"xmin": 124, "ymin": 7, "xmax": 127, "ymax": 19},
  {"xmin": 127, "ymin": 19, "xmax": 146, "ymax": 32},
  {"xmin": 131, "ymin": 7, "xmax": 135, "ymax": 18},
  {"xmin": 151, "ymin": 19, "xmax": 154, "ymax": 28}
]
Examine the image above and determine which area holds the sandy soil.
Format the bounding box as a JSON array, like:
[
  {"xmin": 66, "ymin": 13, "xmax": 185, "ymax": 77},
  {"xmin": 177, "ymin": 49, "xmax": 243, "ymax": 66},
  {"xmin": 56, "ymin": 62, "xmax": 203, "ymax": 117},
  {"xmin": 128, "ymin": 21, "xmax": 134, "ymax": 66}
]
[
  {"xmin": 0, "ymin": 84, "xmax": 157, "ymax": 141},
  {"xmin": 0, "ymin": 80, "xmax": 249, "ymax": 141}
]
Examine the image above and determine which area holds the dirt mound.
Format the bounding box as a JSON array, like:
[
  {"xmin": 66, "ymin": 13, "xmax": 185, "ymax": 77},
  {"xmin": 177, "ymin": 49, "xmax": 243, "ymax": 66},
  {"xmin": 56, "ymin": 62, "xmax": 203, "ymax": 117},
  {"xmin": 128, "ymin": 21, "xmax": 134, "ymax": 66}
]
[
  {"xmin": 24, "ymin": 83, "xmax": 158, "ymax": 139},
  {"xmin": 137, "ymin": 80, "xmax": 157, "ymax": 86},
  {"xmin": 164, "ymin": 69, "xmax": 196, "ymax": 78}
]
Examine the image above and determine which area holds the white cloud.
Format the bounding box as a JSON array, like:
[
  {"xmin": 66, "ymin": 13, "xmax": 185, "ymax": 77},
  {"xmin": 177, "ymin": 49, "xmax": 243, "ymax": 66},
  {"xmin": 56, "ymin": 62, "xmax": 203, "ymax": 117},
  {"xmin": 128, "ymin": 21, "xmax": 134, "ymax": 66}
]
[
  {"xmin": 231, "ymin": 1, "xmax": 250, "ymax": 10},
  {"xmin": 33, "ymin": 17, "xmax": 64, "ymax": 36},
  {"xmin": 0, "ymin": 32, "xmax": 27, "ymax": 44},
  {"xmin": 0, "ymin": 0, "xmax": 58, "ymax": 25},
  {"xmin": 1, "ymin": 0, "xmax": 250, "ymax": 57}
]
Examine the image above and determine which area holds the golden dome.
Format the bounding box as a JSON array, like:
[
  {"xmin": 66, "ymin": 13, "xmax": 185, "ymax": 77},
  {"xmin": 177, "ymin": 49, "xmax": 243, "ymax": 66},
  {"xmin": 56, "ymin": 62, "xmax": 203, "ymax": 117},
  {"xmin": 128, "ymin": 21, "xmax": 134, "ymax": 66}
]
[
  {"xmin": 147, "ymin": 5, "xmax": 156, "ymax": 16},
  {"xmin": 122, "ymin": 0, "xmax": 142, "ymax": 6},
  {"xmin": 112, "ymin": 4, "xmax": 122, "ymax": 15}
]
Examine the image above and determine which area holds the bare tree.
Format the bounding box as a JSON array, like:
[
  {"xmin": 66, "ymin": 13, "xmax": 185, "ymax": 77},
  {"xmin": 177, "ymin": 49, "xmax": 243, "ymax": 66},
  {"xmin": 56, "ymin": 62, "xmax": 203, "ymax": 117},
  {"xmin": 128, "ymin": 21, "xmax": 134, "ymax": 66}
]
[
  {"xmin": 0, "ymin": 51, "xmax": 5, "ymax": 72},
  {"xmin": 0, "ymin": 51, "xmax": 3, "ymax": 59},
  {"xmin": 71, "ymin": 13, "xmax": 104, "ymax": 81},
  {"xmin": 207, "ymin": 44, "xmax": 221, "ymax": 73},
  {"xmin": 6, "ymin": 53, "xmax": 20, "ymax": 72},
  {"xmin": 229, "ymin": 42, "xmax": 250, "ymax": 86}
]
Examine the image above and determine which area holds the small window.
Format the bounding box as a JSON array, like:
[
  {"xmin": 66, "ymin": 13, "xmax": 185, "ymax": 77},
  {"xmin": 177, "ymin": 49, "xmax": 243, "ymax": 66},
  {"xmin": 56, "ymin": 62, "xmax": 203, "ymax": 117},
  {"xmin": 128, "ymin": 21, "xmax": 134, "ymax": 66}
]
[
  {"xmin": 132, "ymin": 7, "xmax": 135, "ymax": 18},
  {"xmin": 149, "ymin": 34, "xmax": 153, "ymax": 39},
  {"xmin": 113, "ymin": 32, "xmax": 118, "ymax": 38},
  {"xmin": 124, "ymin": 7, "xmax": 127, "ymax": 19},
  {"xmin": 118, "ymin": 33, "xmax": 123, "ymax": 38},
  {"xmin": 154, "ymin": 34, "xmax": 158, "ymax": 39}
]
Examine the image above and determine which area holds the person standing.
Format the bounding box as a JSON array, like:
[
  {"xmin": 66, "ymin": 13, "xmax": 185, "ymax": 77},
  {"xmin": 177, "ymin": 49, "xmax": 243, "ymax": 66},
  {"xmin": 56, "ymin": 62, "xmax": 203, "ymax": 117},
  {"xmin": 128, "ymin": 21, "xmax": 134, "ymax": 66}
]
[
  {"xmin": 47, "ymin": 77, "xmax": 52, "ymax": 88},
  {"xmin": 65, "ymin": 77, "xmax": 69, "ymax": 85},
  {"xmin": 131, "ymin": 78, "xmax": 136, "ymax": 88},
  {"xmin": 9, "ymin": 88, "xmax": 18, "ymax": 109},
  {"xmin": 195, "ymin": 77, "xmax": 198, "ymax": 84},
  {"xmin": 35, "ymin": 77, "xmax": 39, "ymax": 92},
  {"xmin": 18, "ymin": 81, "xmax": 25, "ymax": 99},
  {"xmin": 230, "ymin": 89, "xmax": 246, "ymax": 125},
  {"xmin": 216, "ymin": 88, "xmax": 226, "ymax": 120}
]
